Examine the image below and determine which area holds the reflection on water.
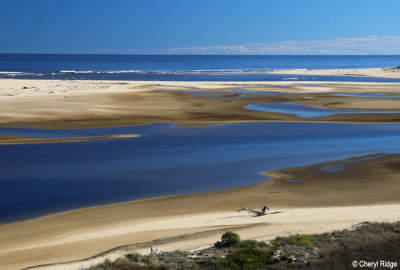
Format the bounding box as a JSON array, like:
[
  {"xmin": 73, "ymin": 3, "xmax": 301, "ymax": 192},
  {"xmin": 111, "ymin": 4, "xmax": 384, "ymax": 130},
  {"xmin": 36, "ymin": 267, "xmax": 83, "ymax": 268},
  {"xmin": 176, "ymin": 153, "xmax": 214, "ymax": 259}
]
[
  {"xmin": 2, "ymin": 122, "xmax": 400, "ymax": 223},
  {"xmin": 244, "ymin": 102, "xmax": 400, "ymax": 118}
]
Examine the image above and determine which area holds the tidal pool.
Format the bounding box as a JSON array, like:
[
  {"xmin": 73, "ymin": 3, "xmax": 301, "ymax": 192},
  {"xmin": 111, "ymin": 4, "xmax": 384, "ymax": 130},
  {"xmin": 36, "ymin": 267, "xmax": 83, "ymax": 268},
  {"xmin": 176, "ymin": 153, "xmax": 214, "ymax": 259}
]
[
  {"xmin": 244, "ymin": 102, "xmax": 400, "ymax": 118},
  {"xmin": 331, "ymin": 93, "xmax": 400, "ymax": 98}
]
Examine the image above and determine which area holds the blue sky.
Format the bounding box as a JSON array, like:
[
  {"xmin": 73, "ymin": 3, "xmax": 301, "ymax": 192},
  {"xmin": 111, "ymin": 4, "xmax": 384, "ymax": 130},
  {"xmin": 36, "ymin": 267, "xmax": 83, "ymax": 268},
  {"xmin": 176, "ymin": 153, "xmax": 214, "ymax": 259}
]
[{"xmin": 1, "ymin": 0, "xmax": 400, "ymax": 54}]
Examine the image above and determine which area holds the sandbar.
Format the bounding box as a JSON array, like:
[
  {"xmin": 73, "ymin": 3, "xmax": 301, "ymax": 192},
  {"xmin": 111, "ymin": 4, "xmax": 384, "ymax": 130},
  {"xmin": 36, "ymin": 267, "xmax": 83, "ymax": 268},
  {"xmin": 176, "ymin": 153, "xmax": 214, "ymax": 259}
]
[
  {"xmin": 2, "ymin": 79, "xmax": 400, "ymax": 129},
  {"xmin": 0, "ymin": 134, "xmax": 139, "ymax": 144}
]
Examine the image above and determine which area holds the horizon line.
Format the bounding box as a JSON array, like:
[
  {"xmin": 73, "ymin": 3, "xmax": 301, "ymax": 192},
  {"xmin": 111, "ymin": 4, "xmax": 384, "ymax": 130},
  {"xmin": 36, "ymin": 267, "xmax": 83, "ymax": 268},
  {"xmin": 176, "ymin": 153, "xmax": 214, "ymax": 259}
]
[{"xmin": 1, "ymin": 53, "xmax": 400, "ymax": 56}]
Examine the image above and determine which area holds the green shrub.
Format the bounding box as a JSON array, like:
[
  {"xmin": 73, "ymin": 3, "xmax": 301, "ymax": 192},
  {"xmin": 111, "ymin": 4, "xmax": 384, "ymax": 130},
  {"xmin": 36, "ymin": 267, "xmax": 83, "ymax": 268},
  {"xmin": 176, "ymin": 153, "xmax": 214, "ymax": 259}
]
[
  {"xmin": 208, "ymin": 240, "xmax": 273, "ymax": 269},
  {"xmin": 86, "ymin": 258, "xmax": 169, "ymax": 270},
  {"xmin": 287, "ymin": 235, "xmax": 314, "ymax": 246},
  {"xmin": 215, "ymin": 231, "xmax": 241, "ymax": 248},
  {"xmin": 225, "ymin": 246, "xmax": 274, "ymax": 269},
  {"xmin": 208, "ymin": 233, "xmax": 274, "ymax": 269},
  {"xmin": 239, "ymin": 240, "xmax": 268, "ymax": 249},
  {"xmin": 273, "ymin": 233, "xmax": 330, "ymax": 247}
]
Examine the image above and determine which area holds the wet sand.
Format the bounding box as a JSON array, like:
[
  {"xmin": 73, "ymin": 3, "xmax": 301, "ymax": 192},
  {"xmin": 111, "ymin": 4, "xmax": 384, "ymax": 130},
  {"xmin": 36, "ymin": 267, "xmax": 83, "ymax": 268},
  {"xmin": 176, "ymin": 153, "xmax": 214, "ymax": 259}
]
[
  {"xmin": 2, "ymin": 79, "xmax": 400, "ymax": 134},
  {"xmin": 0, "ymin": 153, "xmax": 399, "ymax": 270}
]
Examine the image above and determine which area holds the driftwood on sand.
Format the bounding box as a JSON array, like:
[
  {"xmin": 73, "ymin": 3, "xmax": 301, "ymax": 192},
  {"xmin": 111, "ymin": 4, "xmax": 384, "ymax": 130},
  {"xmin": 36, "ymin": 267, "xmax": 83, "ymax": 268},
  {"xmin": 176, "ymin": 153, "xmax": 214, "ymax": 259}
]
[{"xmin": 237, "ymin": 206, "xmax": 269, "ymax": 216}]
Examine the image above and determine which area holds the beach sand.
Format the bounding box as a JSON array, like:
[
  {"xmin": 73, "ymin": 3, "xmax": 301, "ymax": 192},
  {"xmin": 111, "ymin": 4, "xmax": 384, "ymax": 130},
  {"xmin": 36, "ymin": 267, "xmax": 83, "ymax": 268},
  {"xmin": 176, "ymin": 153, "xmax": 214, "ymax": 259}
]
[
  {"xmin": 2, "ymin": 79, "xmax": 400, "ymax": 134},
  {"xmin": 0, "ymin": 153, "xmax": 399, "ymax": 270},
  {"xmin": 1, "ymin": 76, "xmax": 400, "ymax": 269}
]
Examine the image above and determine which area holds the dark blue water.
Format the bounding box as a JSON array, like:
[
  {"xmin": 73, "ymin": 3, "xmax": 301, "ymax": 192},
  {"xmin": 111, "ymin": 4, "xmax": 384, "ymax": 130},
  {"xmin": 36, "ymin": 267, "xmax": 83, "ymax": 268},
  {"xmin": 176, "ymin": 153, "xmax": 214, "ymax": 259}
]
[
  {"xmin": 1, "ymin": 54, "xmax": 400, "ymax": 82},
  {"xmin": 1, "ymin": 122, "xmax": 400, "ymax": 223}
]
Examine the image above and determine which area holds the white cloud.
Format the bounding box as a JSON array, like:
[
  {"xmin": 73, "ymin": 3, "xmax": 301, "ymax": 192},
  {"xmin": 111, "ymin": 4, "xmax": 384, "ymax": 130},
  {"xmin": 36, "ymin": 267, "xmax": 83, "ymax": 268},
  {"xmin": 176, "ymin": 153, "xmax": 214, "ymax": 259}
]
[
  {"xmin": 161, "ymin": 45, "xmax": 254, "ymax": 54},
  {"xmin": 154, "ymin": 36, "xmax": 400, "ymax": 55}
]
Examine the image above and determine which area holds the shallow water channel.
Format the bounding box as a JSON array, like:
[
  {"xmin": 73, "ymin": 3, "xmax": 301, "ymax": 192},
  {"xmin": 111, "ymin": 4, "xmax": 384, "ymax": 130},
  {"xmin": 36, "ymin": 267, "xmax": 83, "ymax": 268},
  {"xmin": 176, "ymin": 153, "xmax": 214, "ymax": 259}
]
[
  {"xmin": 244, "ymin": 102, "xmax": 400, "ymax": 118},
  {"xmin": 1, "ymin": 122, "xmax": 400, "ymax": 223}
]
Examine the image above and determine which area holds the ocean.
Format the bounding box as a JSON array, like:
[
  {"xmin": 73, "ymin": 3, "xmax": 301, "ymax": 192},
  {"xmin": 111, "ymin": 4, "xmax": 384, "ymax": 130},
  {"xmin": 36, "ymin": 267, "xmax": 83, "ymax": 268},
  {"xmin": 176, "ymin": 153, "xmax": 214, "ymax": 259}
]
[{"xmin": 1, "ymin": 54, "xmax": 400, "ymax": 81}]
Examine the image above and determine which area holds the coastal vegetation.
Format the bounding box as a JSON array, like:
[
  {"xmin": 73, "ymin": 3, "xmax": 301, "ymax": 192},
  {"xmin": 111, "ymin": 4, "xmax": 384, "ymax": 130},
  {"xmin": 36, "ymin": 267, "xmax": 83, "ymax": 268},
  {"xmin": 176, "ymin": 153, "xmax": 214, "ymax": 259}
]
[
  {"xmin": 214, "ymin": 231, "xmax": 241, "ymax": 248},
  {"xmin": 86, "ymin": 221, "xmax": 400, "ymax": 270}
]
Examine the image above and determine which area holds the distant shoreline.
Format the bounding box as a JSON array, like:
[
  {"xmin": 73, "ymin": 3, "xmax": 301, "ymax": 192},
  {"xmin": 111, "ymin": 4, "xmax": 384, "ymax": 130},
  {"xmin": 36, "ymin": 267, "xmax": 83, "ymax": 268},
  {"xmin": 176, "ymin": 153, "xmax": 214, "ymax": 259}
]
[
  {"xmin": 267, "ymin": 67, "xmax": 400, "ymax": 79},
  {"xmin": 2, "ymin": 54, "xmax": 400, "ymax": 81}
]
